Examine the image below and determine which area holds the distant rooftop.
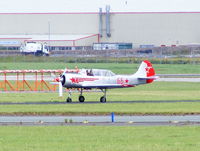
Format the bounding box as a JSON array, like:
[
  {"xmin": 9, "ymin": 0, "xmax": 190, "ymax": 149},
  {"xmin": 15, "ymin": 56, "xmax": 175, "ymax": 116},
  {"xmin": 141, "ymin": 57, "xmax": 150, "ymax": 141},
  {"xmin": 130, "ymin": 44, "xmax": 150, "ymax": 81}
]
[
  {"xmin": 0, "ymin": 34, "xmax": 98, "ymax": 41},
  {"xmin": 0, "ymin": 0, "xmax": 200, "ymax": 13}
]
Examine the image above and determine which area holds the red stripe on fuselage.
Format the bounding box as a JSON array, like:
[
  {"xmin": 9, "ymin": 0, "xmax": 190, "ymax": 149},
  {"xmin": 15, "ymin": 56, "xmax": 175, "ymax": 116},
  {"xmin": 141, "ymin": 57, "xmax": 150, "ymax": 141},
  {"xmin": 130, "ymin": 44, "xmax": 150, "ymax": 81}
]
[
  {"xmin": 121, "ymin": 84, "xmax": 135, "ymax": 87},
  {"xmin": 70, "ymin": 77, "xmax": 99, "ymax": 83}
]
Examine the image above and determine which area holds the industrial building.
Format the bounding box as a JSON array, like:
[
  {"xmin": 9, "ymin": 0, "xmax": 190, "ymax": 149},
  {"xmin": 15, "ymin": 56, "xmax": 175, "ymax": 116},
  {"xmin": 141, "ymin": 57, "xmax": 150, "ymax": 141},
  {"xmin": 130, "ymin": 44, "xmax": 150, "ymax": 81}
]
[{"xmin": 0, "ymin": 0, "xmax": 200, "ymax": 50}]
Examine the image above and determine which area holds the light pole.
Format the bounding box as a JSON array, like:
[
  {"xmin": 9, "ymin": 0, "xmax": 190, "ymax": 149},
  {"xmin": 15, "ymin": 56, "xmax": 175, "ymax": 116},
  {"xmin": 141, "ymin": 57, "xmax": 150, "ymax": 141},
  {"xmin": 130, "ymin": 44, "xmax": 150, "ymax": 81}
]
[{"xmin": 48, "ymin": 21, "xmax": 51, "ymax": 52}]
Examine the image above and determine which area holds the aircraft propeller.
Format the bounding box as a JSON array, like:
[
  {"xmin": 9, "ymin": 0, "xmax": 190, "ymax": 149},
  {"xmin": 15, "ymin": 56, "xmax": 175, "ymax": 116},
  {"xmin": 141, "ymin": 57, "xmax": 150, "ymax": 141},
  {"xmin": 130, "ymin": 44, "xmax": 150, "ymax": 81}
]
[{"xmin": 50, "ymin": 71, "xmax": 65, "ymax": 97}]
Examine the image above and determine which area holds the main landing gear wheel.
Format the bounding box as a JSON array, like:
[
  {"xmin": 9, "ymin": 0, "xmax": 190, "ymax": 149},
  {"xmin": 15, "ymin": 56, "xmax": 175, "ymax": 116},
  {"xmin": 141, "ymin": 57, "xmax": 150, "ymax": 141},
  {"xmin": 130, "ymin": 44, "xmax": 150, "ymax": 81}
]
[
  {"xmin": 79, "ymin": 95, "xmax": 85, "ymax": 103},
  {"xmin": 66, "ymin": 97, "xmax": 72, "ymax": 103},
  {"xmin": 100, "ymin": 96, "xmax": 106, "ymax": 103}
]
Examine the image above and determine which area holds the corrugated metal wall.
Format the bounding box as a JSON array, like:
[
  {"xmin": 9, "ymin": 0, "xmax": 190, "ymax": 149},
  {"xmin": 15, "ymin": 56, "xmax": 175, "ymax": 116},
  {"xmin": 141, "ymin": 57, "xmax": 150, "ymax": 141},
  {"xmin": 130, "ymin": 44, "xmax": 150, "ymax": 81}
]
[{"xmin": 0, "ymin": 12, "xmax": 200, "ymax": 46}]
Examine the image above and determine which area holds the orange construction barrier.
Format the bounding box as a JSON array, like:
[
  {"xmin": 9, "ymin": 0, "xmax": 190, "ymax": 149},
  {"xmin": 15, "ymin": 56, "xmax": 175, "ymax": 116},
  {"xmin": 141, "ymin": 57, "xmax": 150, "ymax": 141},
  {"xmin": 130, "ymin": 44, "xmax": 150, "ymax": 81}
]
[
  {"xmin": 0, "ymin": 68, "xmax": 80, "ymax": 92},
  {"xmin": 0, "ymin": 69, "xmax": 62, "ymax": 92}
]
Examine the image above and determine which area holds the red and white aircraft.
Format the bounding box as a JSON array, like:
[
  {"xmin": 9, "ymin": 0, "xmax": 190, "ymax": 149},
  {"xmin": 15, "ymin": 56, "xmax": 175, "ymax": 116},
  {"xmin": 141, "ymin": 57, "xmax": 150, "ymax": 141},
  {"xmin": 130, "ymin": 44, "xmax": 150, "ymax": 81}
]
[{"xmin": 54, "ymin": 60, "xmax": 158, "ymax": 103}]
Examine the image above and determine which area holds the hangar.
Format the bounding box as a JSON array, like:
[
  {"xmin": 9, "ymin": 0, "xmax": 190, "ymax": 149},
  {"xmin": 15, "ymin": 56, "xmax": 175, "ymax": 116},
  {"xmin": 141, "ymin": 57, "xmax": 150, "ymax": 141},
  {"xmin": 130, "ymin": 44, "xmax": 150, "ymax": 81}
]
[{"xmin": 0, "ymin": 0, "xmax": 200, "ymax": 50}]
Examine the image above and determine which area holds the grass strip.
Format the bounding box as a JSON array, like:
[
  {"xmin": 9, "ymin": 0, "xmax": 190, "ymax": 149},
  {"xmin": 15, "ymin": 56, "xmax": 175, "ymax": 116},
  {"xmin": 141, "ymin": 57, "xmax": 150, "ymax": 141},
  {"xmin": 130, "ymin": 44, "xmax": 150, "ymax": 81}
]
[
  {"xmin": 0, "ymin": 82, "xmax": 200, "ymax": 115},
  {"xmin": 0, "ymin": 102, "xmax": 200, "ymax": 115},
  {"xmin": 0, "ymin": 126, "xmax": 200, "ymax": 151},
  {"xmin": 1, "ymin": 62, "xmax": 200, "ymax": 74}
]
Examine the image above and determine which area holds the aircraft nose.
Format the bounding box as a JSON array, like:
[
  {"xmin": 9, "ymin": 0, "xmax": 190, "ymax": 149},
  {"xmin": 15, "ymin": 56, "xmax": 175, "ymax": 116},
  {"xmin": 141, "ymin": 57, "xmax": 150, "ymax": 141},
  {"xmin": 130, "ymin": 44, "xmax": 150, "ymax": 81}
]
[{"xmin": 60, "ymin": 75, "xmax": 65, "ymax": 86}]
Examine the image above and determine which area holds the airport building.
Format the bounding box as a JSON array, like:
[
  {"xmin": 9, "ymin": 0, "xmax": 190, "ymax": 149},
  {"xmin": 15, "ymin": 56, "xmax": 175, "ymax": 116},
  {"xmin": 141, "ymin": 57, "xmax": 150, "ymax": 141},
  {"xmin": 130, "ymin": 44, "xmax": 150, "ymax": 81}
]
[{"xmin": 0, "ymin": 0, "xmax": 200, "ymax": 50}]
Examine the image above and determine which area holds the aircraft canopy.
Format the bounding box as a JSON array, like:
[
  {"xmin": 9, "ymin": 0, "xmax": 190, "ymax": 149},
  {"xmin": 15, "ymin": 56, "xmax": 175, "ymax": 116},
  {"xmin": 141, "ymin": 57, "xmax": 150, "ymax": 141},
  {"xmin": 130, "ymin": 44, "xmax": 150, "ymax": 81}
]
[
  {"xmin": 92, "ymin": 69, "xmax": 116, "ymax": 76},
  {"xmin": 81, "ymin": 69, "xmax": 116, "ymax": 77}
]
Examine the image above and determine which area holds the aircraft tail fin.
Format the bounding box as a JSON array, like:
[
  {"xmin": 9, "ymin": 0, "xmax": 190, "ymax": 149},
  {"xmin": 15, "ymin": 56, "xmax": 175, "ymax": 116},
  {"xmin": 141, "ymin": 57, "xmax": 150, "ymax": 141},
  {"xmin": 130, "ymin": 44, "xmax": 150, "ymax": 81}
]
[{"xmin": 134, "ymin": 60, "xmax": 158, "ymax": 83}]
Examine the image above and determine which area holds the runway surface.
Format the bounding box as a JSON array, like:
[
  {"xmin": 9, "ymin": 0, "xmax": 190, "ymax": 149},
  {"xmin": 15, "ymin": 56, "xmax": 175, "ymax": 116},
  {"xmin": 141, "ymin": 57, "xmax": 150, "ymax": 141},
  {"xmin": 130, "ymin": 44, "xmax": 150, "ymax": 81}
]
[
  {"xmin": 156, "ymin": 78, "xmax": 200, "ymax": 82},
  {"xmin": 0, "ymin": 100, "xmax": 200, "ymax": 105},
  {"xmin": 0, "ymin": 115, "xmax": 200, "ymax": 126}
]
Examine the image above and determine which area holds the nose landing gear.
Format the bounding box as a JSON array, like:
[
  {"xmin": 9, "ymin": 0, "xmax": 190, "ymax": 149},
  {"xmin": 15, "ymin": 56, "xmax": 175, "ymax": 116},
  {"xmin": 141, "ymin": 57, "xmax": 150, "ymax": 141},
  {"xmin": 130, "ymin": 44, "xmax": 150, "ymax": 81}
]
[
  {"xmin": 100, "ymin": 89, "xmax": 107, "ymax": 103},
  {"xmin": 66, "ymin": 97, "xmax": 72, "ymax": 102},
  {"xmin": 66, "ymin": 90, "xmax": 72, "ymax": 102}
]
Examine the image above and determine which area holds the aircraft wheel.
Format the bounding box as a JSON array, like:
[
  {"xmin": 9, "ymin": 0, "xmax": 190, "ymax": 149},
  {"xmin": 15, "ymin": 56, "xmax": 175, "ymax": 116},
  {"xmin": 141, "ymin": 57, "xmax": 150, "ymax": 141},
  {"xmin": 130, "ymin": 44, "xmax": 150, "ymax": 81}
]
[
  {"xmin": 79, "ymin": 96, "xmax": 85, "ymax": 103},
  {"xmin": 66, "ymin": 97, "xmax": 72, "ymax": 103},
  {"xmin": 100, "ymin": 96, "xmax": 106, "ymax": 103}
]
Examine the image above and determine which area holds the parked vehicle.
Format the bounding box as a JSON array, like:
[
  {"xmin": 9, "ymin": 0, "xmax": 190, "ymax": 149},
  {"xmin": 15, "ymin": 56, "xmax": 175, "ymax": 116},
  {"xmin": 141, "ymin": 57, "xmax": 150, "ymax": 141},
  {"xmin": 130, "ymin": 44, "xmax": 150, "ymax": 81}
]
[{"xmin": 20, "ymin": 42, "xmax": 49, "ymax": 56}]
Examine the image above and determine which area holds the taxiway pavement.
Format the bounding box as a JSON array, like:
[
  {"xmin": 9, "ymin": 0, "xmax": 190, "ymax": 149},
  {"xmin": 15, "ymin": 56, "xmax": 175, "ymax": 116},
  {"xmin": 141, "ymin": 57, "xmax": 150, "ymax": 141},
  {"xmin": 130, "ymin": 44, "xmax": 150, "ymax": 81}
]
[{"xmin": 0, "ymin": 115, "xmax": 200, "ymax": 126}]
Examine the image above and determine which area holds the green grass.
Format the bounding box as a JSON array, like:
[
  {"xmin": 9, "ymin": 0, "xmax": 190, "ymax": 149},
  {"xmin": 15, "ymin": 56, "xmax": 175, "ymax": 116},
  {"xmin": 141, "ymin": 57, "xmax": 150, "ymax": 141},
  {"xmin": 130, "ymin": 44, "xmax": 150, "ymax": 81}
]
[
  {"xmin": 1, "ymin": 102, "xmax": 200, "ymax": 115},
  {"xmin": 1, "ymin": 82, "xmax": 200, "ymax": 102},
  {"xmin": 0, "ymin": 126, "xmax": 200, "ymax": 151},
  {"xmin": 0, "ymin": 82, "xmax": 200, "ymax": 115},
  {"xmin": 1, "ymin": 62, "xmax": 200, "ymax": 74},
  {"xmin": 1, "ymin": 55, "xmax": 200, "ymax": 64}
]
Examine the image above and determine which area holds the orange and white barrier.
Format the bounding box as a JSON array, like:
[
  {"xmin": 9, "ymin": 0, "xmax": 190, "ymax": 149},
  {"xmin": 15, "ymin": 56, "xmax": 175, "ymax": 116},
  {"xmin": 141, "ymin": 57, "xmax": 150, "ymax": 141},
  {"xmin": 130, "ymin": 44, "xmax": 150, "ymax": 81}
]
[{"xmin": 0, "ymin": 69, "xmax": 79, "ymax": 92}]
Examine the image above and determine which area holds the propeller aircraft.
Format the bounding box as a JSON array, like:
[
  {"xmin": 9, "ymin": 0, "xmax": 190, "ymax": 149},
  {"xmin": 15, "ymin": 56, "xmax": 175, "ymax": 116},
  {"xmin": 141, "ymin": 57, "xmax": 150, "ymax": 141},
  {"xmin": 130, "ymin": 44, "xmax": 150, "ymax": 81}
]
[{"xmin": 52, "ymin": 60, "xmax": 158, "ymax": 103}]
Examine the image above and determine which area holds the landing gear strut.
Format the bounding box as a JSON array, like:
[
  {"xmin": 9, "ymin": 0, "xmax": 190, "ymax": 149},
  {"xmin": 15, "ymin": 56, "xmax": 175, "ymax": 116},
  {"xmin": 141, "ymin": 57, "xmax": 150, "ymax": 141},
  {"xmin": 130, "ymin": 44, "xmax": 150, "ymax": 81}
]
[
  {"xmin": 66, "ymin": 90, "xmax": 72, "ymax": 103},
  {"xmin": 100, "ymin": 89, "xmax": 107, "ymax": 103},
  {"xmin": 78, "ymin": 88, "xmax": 85, "ymax": 103},
  {"xmin": 66, "ymin": 88, "xmax": 107, "ymax": 103}
]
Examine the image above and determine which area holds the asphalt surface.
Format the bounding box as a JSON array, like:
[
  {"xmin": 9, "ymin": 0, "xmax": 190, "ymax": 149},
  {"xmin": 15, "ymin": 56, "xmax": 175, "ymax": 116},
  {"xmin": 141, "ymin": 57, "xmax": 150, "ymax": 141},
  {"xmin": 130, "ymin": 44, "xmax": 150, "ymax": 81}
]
[
  {"xmin": 2, "ymin": 115, "xmax": 200, "ymax": 122},
  {"xmin": 0, "ymin": 115, "xmax": 200, "ymax": 126},
  {"xmin": 156, "ymin": 78, "xmax": 200, "ymax": 82},
  {"xmin": 1, "ymin": 122, "xmax": 199, "ymax": 126},
  {"xmin": 0, "ymin": 100, "xmax": 200, "ymax": 105}
]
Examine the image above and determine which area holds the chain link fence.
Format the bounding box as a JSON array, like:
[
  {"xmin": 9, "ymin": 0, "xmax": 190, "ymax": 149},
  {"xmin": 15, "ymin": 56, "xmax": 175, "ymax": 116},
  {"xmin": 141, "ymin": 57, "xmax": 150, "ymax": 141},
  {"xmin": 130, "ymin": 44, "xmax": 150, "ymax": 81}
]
[{"xmin": 0, "ymin": 45, "xmax": 200, "ymax": 64}]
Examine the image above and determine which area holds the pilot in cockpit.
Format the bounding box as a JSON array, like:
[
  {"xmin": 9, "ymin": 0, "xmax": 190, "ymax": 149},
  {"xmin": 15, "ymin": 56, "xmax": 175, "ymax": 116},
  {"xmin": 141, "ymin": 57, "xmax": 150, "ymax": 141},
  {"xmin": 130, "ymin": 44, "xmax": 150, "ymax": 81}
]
[
  {"xmin": 86, "ymin": 69, "xmax": 94, "ymax": 76},
  {"xmin": 86, "ymin": 70, "xmax": 89, "ymax": 76},
  {"xmin": 89, "ymin": 69, "xmax": 94, "ymax": 76}
]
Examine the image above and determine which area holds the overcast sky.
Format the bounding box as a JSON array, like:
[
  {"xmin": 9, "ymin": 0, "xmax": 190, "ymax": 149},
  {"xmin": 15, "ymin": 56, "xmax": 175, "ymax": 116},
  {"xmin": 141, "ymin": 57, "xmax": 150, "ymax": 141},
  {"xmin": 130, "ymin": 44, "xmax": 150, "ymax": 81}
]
[{"xmin": 0, "ymin": 0, "xmax": 200, "ymax": 13}]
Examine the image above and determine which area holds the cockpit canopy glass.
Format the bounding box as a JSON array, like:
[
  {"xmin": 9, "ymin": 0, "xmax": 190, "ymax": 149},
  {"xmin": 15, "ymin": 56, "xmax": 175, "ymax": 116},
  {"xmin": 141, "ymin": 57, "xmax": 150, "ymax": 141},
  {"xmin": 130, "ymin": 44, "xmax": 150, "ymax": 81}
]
[{"xmin": 81, "ymin": 69, "xmax": 115, "ymax": 77}]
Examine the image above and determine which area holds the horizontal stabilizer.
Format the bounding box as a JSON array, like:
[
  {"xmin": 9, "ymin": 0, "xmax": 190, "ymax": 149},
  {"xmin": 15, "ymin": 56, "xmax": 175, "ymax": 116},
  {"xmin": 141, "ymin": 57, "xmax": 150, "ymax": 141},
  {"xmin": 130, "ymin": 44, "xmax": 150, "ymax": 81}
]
[{"xmin": 138, "ymin": 76, "xmax": 159, "ymax": 80}]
